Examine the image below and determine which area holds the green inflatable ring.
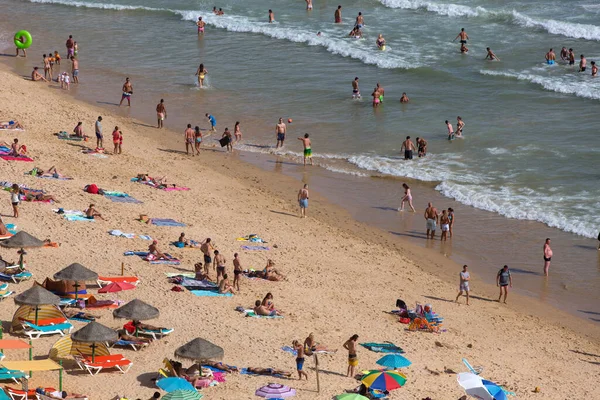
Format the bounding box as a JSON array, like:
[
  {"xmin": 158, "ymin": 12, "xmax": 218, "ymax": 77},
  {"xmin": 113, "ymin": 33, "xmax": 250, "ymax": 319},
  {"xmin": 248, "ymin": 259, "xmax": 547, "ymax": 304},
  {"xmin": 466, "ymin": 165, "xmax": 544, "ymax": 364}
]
[{"xmin": 14, "ymin": 30, "xmax": 33, "ymax": 50}]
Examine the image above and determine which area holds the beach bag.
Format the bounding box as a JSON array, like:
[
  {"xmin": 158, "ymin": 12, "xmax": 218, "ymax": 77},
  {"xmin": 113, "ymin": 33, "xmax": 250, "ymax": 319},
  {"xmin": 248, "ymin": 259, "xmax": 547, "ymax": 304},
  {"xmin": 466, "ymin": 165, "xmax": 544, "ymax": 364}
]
[{"xmin": 85, "ymin": 184, "xmax": 99, "ymax": 194}]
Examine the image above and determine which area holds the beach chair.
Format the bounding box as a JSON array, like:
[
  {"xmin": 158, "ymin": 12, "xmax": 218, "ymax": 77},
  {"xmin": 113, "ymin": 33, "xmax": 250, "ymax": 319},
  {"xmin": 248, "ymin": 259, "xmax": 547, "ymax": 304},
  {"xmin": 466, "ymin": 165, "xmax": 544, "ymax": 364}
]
[
  {"xmin": 21, "ymin": 321, "xmax": 73, "ymax": 339},
  {"xmin": 0, "ymin": 291, "xmax": 14, "ymax": 301},
  {"xmin": 136, "ymin": 327, "xmax": 174, "ymax": 340},
  {"xmin": 36, "ymin": 394, "xmax": 88, "ymax": 400},
  {"xmin": 0, "ymin": 353, "xmax": 3, "ymax": 362},
  {"xmin": 0, "ymin": 283, "xmax": 7, "ymax": 291},
  {"xmin": 462, "ymin": 358, "xmax": 483, "ymax": 375},
  {"xmin": 73, "ymin": 354, "xmax": 132, "ymax": 375},
  {"xmin": 0, "ymin": 368, "xmax": 28, "ymax": 384},
  {"xmin": 97, "ymin": 276, "xmax": 139, "ymax": 287},
  {"xmin": 108, "ymin": 339, "xmax": 148, "ymax": 352},
  {"xmin": 0, "ymin": 271, "xmax": 32, "ymax": 284},
  {"xmin": 5, "ymin": 387, "xmax": 54, "ymax": 400}
]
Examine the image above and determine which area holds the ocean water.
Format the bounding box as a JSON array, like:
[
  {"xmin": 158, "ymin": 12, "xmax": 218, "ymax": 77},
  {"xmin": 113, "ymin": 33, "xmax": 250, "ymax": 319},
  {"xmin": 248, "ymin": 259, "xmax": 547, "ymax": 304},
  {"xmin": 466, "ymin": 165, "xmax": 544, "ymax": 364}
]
[{"xmin": 0, "ymin": 0, "xmax": 599, "ymax": 314}]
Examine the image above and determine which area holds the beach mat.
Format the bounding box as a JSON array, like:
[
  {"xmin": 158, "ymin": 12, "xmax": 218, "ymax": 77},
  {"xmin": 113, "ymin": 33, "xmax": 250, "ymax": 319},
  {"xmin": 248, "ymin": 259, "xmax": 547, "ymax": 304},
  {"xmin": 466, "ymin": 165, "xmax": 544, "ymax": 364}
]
[
  {"xmin": 241, "ymin": 245, "xmax": 270, "ymax": 251},
  {"xmin": 244, "ymin": 309, "xmax": 282, "ymax": 319},
  {"xmin": 360, "ymin": 342, "xmax": 404, "ymax": 354},
  {"xmin": 190, "ymin": 290, "xmax": 233, "ymax": 297},
  {"xmin": 65, "ymin": 215, "xmax": 95, "ymax": 222},
  {"xmin": 164, "ymin": 272, "xmax": 195, "ymax": 278},
  {"xmin": 106, "ymin": 195, "xmax": 143, "ymax": 204},
  {"xmin": 1, "ymin": 156, "xmax": 33, "ymax": 162},
  {"xmin": 150, "ymin": 218, "xmax": 186, "ymax": 227}
]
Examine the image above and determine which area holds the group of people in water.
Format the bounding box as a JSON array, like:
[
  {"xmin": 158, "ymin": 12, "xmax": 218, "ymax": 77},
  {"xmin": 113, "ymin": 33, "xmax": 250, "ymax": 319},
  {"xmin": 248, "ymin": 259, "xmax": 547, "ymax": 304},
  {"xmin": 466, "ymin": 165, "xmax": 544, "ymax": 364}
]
[{"xmin": 545, "ymin": 48, "xmax": 597, "ymax": 75}]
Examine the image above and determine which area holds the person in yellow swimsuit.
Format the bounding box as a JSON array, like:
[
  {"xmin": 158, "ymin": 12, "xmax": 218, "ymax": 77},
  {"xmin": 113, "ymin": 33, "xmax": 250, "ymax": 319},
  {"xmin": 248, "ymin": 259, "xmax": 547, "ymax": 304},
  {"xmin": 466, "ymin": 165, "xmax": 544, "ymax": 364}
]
[{"xmin": 343, "ymin": 334, "xmax": 359, "ymax": 377}]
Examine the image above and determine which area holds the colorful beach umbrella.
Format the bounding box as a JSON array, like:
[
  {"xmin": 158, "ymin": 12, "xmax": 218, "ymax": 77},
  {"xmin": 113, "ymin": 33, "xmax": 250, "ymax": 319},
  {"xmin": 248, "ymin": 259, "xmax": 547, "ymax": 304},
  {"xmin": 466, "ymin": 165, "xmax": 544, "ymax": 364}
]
[
  {"xmin": 255, "ymin": 383, "xmax": 296, "ymax": 398},
  {"xmin": 156, "ymin": 377, "xmax": 195, "ymax": 393},
  {"xmin": 98, "ymin": 281, "xmax": 136, "ymax": 293},
  {"xmin": 361, "ymin": 370, "xmax": 407, "ymax": 391},
  {"xmin": 376, "ymin": 354, "xmax": 412, "ymax": 369},
  {"xmin": 457, "ymin": 372, "xmax": 508, "ymax": 400},
  {"xmin": 335, "ymin": 394, "xmax": 369, "ymax": 400},
  {"xmin": 162, "ymin": 390, "xmax": 202, "ymax": 400}
]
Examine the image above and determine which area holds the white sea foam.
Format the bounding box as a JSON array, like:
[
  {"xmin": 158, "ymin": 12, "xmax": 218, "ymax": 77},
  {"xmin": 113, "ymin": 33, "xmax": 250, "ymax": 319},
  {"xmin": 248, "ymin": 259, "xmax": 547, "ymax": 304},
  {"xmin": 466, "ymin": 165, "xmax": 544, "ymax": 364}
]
[
  {"xmin": 377, "ymin": 0, "xmax": 600, "ymax": 41},
  {"xmin": 480, "ymin": 69, "xmax": 600, "ymax": 101},
  {"xmin": 28, "ymin": 0, "xmax": 419, "ymax": 69}
]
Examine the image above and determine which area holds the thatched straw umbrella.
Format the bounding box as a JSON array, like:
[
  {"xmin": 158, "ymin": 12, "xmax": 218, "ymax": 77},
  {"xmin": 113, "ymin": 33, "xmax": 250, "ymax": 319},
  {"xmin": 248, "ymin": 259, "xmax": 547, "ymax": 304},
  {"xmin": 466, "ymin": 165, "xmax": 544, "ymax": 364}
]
[
  {"xmin": 0, "ymin": 231, "xmax": 44, "ymax": 269},
  {"xmin": 175, "ymin": 338, "xmax": 224, "ymax": 377},
  {"xmin": 71, "ymin": 322, "xmax": 117, "ymax": 362},
  {"xmin": 53, "ymin": 263, "xmax": 98, "ymax": 301},
  {"xmin": 113, "ymin": 299, "xmax": 159, "ymax": 336},
  {"xmin": 14, "ymin": 284, "xmax": 60, "ymax": 324}
]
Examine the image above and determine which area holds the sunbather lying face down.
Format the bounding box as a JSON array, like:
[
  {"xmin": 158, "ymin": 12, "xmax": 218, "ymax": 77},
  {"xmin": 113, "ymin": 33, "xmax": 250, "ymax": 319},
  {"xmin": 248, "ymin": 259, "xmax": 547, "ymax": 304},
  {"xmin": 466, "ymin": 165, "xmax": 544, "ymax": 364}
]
[
  {"xmin": 132, "ymin": 320, "xmax": 166, "ymax": 331},
  {"xmin": 0, "ymin": 120, "xmax": 24, "ymax": 129},
  {"xmin": 246, "ymin": 367, "xmax": 292, "ymax": 377}
]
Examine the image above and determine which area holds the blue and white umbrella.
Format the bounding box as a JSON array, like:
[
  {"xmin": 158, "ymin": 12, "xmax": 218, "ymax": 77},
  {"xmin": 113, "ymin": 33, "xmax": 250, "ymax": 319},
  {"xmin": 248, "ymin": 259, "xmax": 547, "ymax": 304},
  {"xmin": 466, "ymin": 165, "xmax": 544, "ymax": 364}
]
[{"xmin": 457, "ymin": 372, "xmax": 508, "ymax": 400}]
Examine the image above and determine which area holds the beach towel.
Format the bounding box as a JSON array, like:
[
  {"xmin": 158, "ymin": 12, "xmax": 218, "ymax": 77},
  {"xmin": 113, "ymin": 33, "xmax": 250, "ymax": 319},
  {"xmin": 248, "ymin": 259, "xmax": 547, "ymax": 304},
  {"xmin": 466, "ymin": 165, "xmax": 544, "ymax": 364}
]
[
  {"xmin": 243, "ymin": 309, "xmax": 282, "ymax": 319},
  {"xmin": 57, "ymin": 132, "xmax": 85, "ymax": 141},
  {"xmin": 236, "ymin": 234, "xmax": 267, "ymax": 243},
  {"xmin": 163, "ymin": 187, "xmax": 190, "ymax": 191},
  {"xmin": 109, "ymin": 230, "xmax": 136, "ymax": 239},
  {"xmin": 105, "ymin": 195, "xmax": 143, "ymax": 204},
  {"xmin": 65, "ymin": 215, "xmax": 95, "ymax": 222},
  {"xmin": 202, "ymin": 364, "xmax": 237, "ymax": 373},
  {"xmin": 181, "ymin": 278, "xmax": 218, "ymax": 290},
  {"xmin": 190, "ymin": 290, "xmax": 233, "ymax": 297},
  {"xmin": 138, "ymin": 235, "xmax": 153, "ymax": 241},
  {"xmin": 360, "ymin": 342, "xmax": 404, "ymax": 354},
  {"xmin": 150, "ymin": 218, "xmax": 186, "ymax": 227},
  {"xmin": 170, "ymin": 240, "xmax": 200, "ymax": 248},
  {"xmin": 1, "ymin": 155, "xmax": 33, "ymax": 162},
  {"xmin": 125, "ymin": 251, "xmax": 180, "ymax": 265},
  {"xmin": 241, "ymin": 245, "xmax": 270, "ymax": 251},
  {"xmin": 164, "ymin": 272, "xmax": 195, "ymax": 278}
]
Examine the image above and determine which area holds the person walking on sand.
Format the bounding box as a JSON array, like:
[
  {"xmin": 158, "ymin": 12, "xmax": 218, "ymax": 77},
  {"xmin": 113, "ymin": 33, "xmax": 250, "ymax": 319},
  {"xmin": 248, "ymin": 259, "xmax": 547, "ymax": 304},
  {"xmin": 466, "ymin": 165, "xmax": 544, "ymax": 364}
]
[
  {"xmin": 399, "ymin": 183, "xmax": 415, "ymax": 212},
  {"xmin": 95, "ymin": 116, "xmax": 103, "ymax": 149},
  {"xmin": 206, "ymin": 113, "xmax": 216, "ymax": 131},
  {"xmin": 298, "ymin": 133, "xmax": 313, "ymax": 166},
  {"xmin": 352, "ymin": 77, "xmax": 361, "ymax": 99},
  {"xmin": 446, "ymin": 120, "xmax": 454, "ymax": 140},
  {"xmin": 184, "ymin": 124, "xmax": 195, "ymax": 156},
  {"xmin": 276, "ymin": 117, "xmax": 286, "ymax": 148},
  {"xmin": 455, "ymin": 265, "xmax": 470, "ymax": 305},
  {"xmin": 292, "ymin": 340, "xmax": 309, "ymax": 380},
  {"xmin": 156, "ymin": 99, "xmax": 167, "ymax": 129},
  {"xmin": 448, "ymin": 207, "xmax": 455, "ymax": 237},
  {"xmin": 298, "ymin": 184, "xmax": 309, "ymax": 218},
  {"xmin": 269, "ymin": 9, "xmax": 275, "ymax": 23},
  {"xmin": 424, "ymin": 202, "xmax": 438, "ymax": 239},
  {"xmin": 119, "ymin": 77, "xmax": 133, "ymax": 107},
  {"xmin": 440, "ymin": 209, "xmax": 450, "ymax": 241},
  {"xmin": 401, "ymin": 136, "xmax": 415, "ymax": 160},
  {"xmin": 233, "ymin": 253, "xmax": 242, "ymax": 291},
  {"xmin": 234, "ymin": 121, "xmax": 242, "ymax": 142},
  {"xmin": 485, "ymin": 47, "xmax": 500, "ymax": 61},
  {"xmin": 335, "ymin": 5, "xmax": 342, "ymax": 23},
  {"xmin": 543, "ymin": 238, "xmax": 553, "ymax": 276},
  {"xmin": 343, "ymin": 334, "xmax": 359, "ymax": 377},
  {"xmin": 71, "ymin": 56, "xmax": 79, "ymax": 84},
  {"xmin": 496, "ymin": 265, "xmax": 512, "ymax": 303}
]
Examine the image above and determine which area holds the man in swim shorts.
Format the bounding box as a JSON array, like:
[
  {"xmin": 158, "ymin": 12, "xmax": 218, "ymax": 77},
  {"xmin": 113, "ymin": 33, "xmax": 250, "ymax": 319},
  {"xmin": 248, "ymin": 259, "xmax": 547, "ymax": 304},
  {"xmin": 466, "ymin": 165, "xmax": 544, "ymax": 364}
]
[
  {"xmin": 568, "ymin": 48, "xmax": 575, "ymax": 65},
  {"xmin": 343, "ymin": 334, "xmax": 359, "ymax": 377},
  {"xmin": 156, "ymin": 99, "xmax": 167, "ymax": 129},
  {"xmin": 352, "ymin": 77, "xmax": 360, "ymax": 99},
  {"xmin": 292, "ymin": 340, "xmax": 309, "ymax": 380},
  {"xmin": 95, "ymin": 116, "xmax": 103, "ymax": 149},
  {"xmin": 455, "ymin": 265, "xmax": 470, "ymax": 305},
  {"xmin": 298, "ymin": 184, "xmax": 309, "ymax": 218},
  {"xmin": 206, "ymin": 113, "xmax": 216, "ymax": 131},
  {"xmin": 213, "ymin": 250, "xmax": 226, "ymax": 284},
  {"xmin": 440, "ymin": 209, "xmax": 450, "ymax": 241},
  {"xmin": 276, "ymin": 118, "xmax": 286, "ymax": 149},
  {"xmin": 453, "ymin": 28, "xmax": 469, "ymax": 49},
  {"xmin": 200, "ymin": 238, "xmax": 214, "ymax": 276},
  {"xmin": 334, "ymin": 5, "xmax": 342, "ymax": 23},
  {"xmin": 70, "ymin": 56, "xmax": 79, "ymax": 84},
  {"xmin": 196, "ymin": 17, "xmax": 206, "ymax": 34},
  {"xmin": 297, "ymin": 133, "xmax": 313, "ymax": 166},
  {"xmin": 543, "ymin": 238, "xmax": 553, "ymax": 276},
  {"xmin": 545, "ymin": 48, "xmax": 556, "ymax": 65},
  {"xmin": 579, "ymin": 54, "xmax": 586, "ymax": 72},
  {"xmin": 184, "ymin": 124, "xmax": 195, "ymax": 156},
  {"xmin": 232, "ymin": 253, "xmax": 242, "ymax": 291},
  {"xmin": 65, "ymin": 35, "xmax": 74, "ymax": 58},
  {"xmin": 496, "ymin": 265, "xmax": 512, "ymax": 303},
  {"xmin": 400, "ymin": 136, "xmax": 415, "ymax": 160},
  {"xmin": 119, "ymin": 77, "xmax": 133, "ymax": 107},
  {"xmin": 424, "ymin": 202, "xmax": 439, "ymax": 239},
  {"xmin": 355, "ymin": 12, "xmax": 364, "ymax": 29}
]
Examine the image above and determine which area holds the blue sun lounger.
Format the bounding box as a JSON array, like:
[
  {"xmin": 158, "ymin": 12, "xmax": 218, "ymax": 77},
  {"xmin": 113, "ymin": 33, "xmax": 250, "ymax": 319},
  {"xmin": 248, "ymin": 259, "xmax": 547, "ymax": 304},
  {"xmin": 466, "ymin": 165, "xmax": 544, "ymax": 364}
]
[
  {"xmin": 22, "ymin": 321, "xmax": 73, "ymax": 340},
  {"xmin": 0, "ymin": 367, "xmax": 28, "ymax": 384},
  {"xmin": 0, "ymin": 271, "xmax": 32, "ymax": 284}
]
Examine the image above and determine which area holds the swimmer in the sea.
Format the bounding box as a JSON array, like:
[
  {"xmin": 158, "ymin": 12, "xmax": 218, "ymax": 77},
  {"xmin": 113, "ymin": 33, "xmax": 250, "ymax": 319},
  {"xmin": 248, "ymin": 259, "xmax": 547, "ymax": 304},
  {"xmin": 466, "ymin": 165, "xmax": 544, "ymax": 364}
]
[
  {"xmin": 485, "ymin": 47, "xmax": 500, "ymax": 61},
  {"xmin": 453, "ymin": 28, "xmax": 469, "ymax": 50},
  {"xmin": 579, "ymin": 54, "xmax": 587, "ymax": 72},
  {"xmin": 306, "ymin": 0, "xmax": 312, "ymax": 10},
  {"xmin": 352, "ymin": 77, "xmax": 361, "ymax": 99},
  {"xmin": 592, "ymin": 61, "xmax": 598, "ymax": 77},
  {"xmin": 545, "ymin": 48, "xmax": 556, "ymax": 65},
  {"xmin": 269, "ymin": 9, "xmax": 274, "ymax": 23},
  {"xmin": 355, "ymin": 12, "xmax": 364, "ymax": 29},
  {"xmin": 560, "ymin": 47, "xmax": 568, "ymax": 62},
  {"xmin": 349, "ymin": 26, "xmax": 362, "ymax": 39},
  {"xmin": 376, "ymin": 34, "xmax": 386, "ymax": 50},
  {"xmin": 460, "ymin": 43, "xmax": 469, "ymax": 53}
]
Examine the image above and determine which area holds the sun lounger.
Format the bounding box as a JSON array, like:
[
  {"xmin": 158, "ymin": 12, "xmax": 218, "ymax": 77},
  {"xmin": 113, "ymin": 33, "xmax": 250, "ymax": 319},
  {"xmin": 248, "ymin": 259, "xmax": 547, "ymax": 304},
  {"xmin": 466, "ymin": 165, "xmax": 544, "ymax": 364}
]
[
  {"xmin": 136, "ymin": 327, "xmax": 174, "ymax": 340},
  {"xmin": 21, "ymin": 321, "xmax": 73, "ymax": 339},
  {"xmin": 36, "ymin": 394, "xmax": 88, "ymax": 400},
  {"xmin": 0, "ymin": 368, "xmax": 28, "ymax": 384},
  {"xmin": 0, "ymin": 284, "xmax": 7, "ymax": 291},
  {"xmin": 0, "ymin": 291, "xmax": 14, "ymax": 300},
  {"xmin": 0, "ymin": 271, "xmax": 32, "ymax": 284},
  {"xmin": 108, "ymin": 340, "xmax": 148, "ymax": 352},
  {"xmin": 73, "ymin": 354, "xmax": 132, "ymax": 375},
  {"xmin": 97, "ymin": 276, "xmax": 140, "ymax": 287},
  {"xmin": 4, "ymin": 387, "xmax": 54, "ymax": 400}
]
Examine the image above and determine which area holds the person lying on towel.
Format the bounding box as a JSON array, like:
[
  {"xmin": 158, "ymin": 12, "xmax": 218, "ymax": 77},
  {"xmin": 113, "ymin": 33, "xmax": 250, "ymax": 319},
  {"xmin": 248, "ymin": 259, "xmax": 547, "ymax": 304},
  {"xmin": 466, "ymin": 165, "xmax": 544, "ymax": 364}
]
[
  {"xmin": 246, "ymin": 367, "xmax": 292, "ymax": 377},
  {"xmin": 0, "ymin": 120, "xmax": 24, "ymax": 130},
  {"xmin": 132, "ymin": 320, "xmax": 167, "ymax": 332}
]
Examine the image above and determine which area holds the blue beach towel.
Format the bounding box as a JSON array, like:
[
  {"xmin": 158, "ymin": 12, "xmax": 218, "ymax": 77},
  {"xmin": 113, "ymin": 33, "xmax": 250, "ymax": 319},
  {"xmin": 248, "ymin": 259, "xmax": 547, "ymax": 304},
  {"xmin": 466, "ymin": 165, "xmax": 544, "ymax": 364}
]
[
  {"xmin": 65, "ymin": 215, "xmax": 95, "ymax": 222},
  {"xmin": 281, "ymin": 346, "xmax": 298, "ymax": 356},
  {"xmin": 190, "ymin": 290, "xmax": 233, "ymax": 297},
  {"xmin": 151, "ymin": 218, "xmax": 186, "ymax": 227},
  {"xmin": 241, "ymin": 245, "xmax": 270, "ymax": 251},
  {"xmin": 106, "ymin": 195, "xmax": 143, "ymax": 204},
  {"xmin": 244, "ymin": 309, "xmax": 282, "ymax": 319}
]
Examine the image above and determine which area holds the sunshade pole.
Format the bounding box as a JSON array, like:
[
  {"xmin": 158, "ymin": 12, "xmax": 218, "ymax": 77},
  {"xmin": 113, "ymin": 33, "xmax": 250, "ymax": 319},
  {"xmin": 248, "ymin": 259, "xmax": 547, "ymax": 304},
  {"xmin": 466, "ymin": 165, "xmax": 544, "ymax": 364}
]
[
  {"xmin": 91, "ymin": 343, "xmax": 96, "ymax": 363},
  {"xmin": 59, "ymin": 360, "xmax": 63, "ymax": 391},
  {"xmin": 73, "ymin": 282, "xmax": 80, "ymax": 302},
  {"xmin": 29, "ymin": 339, "xmax": 32, "ymax": 377},
  {"xmin": 35, "ymin": 306, "xmax": 39, "ymax": 325},
  {"xmin": 121, "ymin": 262, "xmax": 124, "ymax": 276},
  {"xmin": 0, "ymin": 324, "xmax": 3, "ymax": 339},
  {"xmin": 314, "ymin": 354, "xmax": 320, "ymax": 393},
  {"xmin": 19, "ymin": 247, "xmax": 24, "ymax": 269}
]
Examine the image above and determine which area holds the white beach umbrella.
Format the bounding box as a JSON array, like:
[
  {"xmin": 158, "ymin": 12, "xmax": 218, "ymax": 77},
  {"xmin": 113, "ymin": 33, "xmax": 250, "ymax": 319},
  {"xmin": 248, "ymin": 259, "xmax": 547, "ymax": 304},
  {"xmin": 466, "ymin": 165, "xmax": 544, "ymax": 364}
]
[{"xmin": 457, "ymin": 372, "xmax": 494, "ymax": 400}]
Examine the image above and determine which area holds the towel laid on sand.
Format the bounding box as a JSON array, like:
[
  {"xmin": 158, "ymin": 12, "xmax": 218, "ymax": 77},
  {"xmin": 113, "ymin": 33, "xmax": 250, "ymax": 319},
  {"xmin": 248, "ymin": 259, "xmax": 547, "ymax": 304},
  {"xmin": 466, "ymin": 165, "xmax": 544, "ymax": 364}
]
[
  {"xmin": 190, "ymin": 290, "xmax": 233, "ymax": 297},
  {"xmin": 241, "ymin": 245, "xmax": 270, "ymax": 251},
  {"xmin": 164, "ymin": 272, "xmax": 195, "ymax": 278},
  {"xmin": 150, "ymin": 218, "xmax": 186, "ymax": 227},
  {"xmin": 243, "ymin": 309, "xmax": 282, "ymax": 319},
  {"xmin": 124, "ymin": 251, "xmax": 180, "ymax": 265},
  {"xmin": 105, "ymin": 195, "xmax": 143, "ymax": 204},
  {"xmin": 1, "ymin": 155, "xmax": 33, "ymax": 162},
  {"xmin": 109, "ymin": 230, "xmax": 152, "ymax": 240}
]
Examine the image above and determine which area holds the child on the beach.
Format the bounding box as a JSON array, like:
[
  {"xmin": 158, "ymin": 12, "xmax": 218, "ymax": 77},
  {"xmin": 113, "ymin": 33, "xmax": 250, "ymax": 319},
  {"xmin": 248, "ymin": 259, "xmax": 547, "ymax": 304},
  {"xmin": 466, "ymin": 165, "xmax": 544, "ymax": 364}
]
[
  {"xmin": 10, "ymin": 184, "xmax": 20, "ymax": 218},
  {"xmin": 112, "ymin": 126, "xmax": 120, "ymax": 154},
  {"xmin": 54, "ymin": 51, "xmax": 61, "ymax": 65}
]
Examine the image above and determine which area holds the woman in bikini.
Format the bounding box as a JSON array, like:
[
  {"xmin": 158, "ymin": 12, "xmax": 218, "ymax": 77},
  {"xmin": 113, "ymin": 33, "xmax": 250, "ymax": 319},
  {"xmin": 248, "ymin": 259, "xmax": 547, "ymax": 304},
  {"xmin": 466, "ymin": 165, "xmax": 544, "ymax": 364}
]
[
  {"xmin": 399, "ymin": 183, "xmax": 416, "ymax": 212},
  {"xmin": 195, "ymin": 63, "xmax": 208, "ymax": 88},
  {"xmin": 234, "ymin": 121, "xmax": 242, "ymax": 142}
]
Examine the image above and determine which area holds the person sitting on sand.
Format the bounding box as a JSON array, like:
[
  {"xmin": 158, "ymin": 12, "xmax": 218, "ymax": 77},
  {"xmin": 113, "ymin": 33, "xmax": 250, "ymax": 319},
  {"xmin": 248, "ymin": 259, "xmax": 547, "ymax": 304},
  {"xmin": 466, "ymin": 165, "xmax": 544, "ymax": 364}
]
[
  {"xmin": 2, "ymin": 138, "xmax": 25, "ymax": 156},
  {"xmin": 31, "ymin": 67, "xmax": 48, "ymax": 82},
  {"xmin": 176, "ymin": 232, "xmax": 188, "ymax": 247},
  {"xmin": 194, "ymin": 262, "xmax": 214, "ymax": 281},
  {"xmin": 85, "ymin": 204, "xmax": 104, "ymax": 220},
  {"xmin": 253, "ymin": 299, "xmax": 280, "ymax": 316},
  {"xmin": 264, "ymin": 259, "xmax": 285, "ymax": 281},
  {"xmin": 246, "ymin": 367, "xmax": 291, "ymax": 377},
  {"xmin": 303, "ymin": 333, "xmax": 335, "ymax": 355},
  {"xmin": 0, "ymin": 216, "xmax": 9, "ymax": 236},
  {"xmin": 171, "ymin": 360, "xmax": 201, "ymax": 387},
  {"xmin": 219, "ymin": 274, "xmax": 235, "ymax": 295},
  {"xmin": 148, "ymin": 240, "xmax": 169, "ymax": 259},
  {"xmin": 261, "ymin": 292, "xmax": 275, "ymax": 311},
  {"xmin": 0, "ymin": 120, "xmax": 24, "ymax": 130}
]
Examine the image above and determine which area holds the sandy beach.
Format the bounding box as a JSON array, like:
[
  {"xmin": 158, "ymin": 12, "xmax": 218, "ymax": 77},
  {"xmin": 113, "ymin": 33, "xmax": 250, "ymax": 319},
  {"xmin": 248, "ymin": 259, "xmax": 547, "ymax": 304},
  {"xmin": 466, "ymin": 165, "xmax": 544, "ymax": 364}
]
[{"xmin": 1, "ymin": 65, "xmax": 599, "ymax": 400}]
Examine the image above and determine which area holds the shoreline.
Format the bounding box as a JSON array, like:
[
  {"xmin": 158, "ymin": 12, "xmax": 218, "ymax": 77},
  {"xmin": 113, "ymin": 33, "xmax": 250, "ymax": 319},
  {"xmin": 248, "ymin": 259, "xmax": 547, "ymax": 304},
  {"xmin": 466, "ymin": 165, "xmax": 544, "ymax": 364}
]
[{"xmin": 1, "ymin": 64, "xmax": 599, "ymax": 399}]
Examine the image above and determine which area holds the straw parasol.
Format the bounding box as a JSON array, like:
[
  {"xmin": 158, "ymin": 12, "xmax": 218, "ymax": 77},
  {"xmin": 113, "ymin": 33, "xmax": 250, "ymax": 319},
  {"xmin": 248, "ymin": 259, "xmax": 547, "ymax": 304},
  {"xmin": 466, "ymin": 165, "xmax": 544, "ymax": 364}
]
[
  {"xmin": 71, "ymin": 322, "xmax": 117, "ymax": 362},
  {"xmin": 14, "ymin": 285, "xmax": 60, "ymax": 324},
  {"xmin": 113, "ymin": 299, "xmax": 159, "ymax": 320},
  {"xmin": 0, "ymin": 231, "xmax": 44, "ymax": 269},
  {"xmin": 53, "ymin": 263, "xmax": 98, "ymax": 301},
  {"xmin": 175, "ymin": 338, "xmax": 224, "ymax": 362}
]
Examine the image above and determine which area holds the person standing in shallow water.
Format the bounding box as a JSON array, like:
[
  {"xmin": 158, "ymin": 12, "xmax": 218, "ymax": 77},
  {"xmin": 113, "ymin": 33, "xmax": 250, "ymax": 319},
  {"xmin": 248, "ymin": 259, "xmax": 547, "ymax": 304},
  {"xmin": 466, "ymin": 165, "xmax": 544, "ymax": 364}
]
[
  {"xmin": 298, "ymin": 184, "xmax": 309, "ymax": 218},
  {"xmin": 543, "ymin": 238, "xmax": 553, "ymax": 276},
  {"xmin": 156, "ymin": 99, "xmax": 166, "ymax": 129}
]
